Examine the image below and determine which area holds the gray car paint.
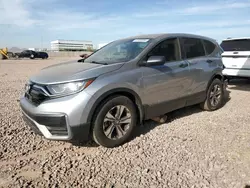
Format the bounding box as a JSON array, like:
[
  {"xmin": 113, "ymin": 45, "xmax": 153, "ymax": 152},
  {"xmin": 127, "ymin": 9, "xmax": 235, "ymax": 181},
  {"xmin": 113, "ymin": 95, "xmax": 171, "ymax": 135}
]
[
  {"xmin": 186, "ymin": 50, "xmax": 224, "ymax": 94},
  {"xmin": 20, "ymin": 33, "xmax": 224, "ymax": 141},
  {"xmin": 30, "ymin": 62, "xmax": 124, "ymax": 85}
]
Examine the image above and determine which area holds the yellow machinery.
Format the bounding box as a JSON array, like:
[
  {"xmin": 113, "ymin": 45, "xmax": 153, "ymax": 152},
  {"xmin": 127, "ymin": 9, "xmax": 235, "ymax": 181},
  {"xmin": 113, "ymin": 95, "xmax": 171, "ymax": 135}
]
[{"xmin": 0, "ymin": 47, "xmax": 9, "ymax": 60}]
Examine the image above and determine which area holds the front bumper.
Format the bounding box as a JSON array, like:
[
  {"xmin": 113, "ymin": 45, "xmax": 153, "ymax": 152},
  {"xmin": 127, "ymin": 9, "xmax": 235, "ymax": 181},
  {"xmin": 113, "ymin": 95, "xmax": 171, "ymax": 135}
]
[
  {"xmin": 21, "ymin": 108, "xmax": 71, "ymax": 140},
  {"xmin": 20, "ymin": 91, "xmax": 93, "ymax": 141}
]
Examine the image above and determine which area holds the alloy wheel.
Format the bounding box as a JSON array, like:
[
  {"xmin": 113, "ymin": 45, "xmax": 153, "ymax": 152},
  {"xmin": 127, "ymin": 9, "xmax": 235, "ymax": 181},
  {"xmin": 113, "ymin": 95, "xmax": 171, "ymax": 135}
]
[
  {"xmin": 103, "ymin": 105, "xmax": 132, "ymax": 140},
  {"xmin": 209, "ymin": 84, "xmax": 222, "ymax": 107}
]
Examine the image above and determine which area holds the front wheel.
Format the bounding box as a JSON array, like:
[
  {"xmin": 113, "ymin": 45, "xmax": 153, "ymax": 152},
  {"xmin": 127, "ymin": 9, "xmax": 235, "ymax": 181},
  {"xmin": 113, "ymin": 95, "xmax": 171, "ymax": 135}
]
[
  {"xmin": 92, "ymin": 96, "xmax": 137, "ymax": 148},
  {"xmin": 200, "ymin": 78, "xmax": 224, "ymax": 111}
]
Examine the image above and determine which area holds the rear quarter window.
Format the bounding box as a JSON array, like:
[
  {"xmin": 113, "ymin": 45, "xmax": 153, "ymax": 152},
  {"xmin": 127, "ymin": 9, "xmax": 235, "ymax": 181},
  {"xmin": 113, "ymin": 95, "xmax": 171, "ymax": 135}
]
[
  {"xmin": 180, "ymin": 38, "xmax": 205, "ymax": 59},
  {"xmin": 203, "ymin": 40, "xmax": 216, "ymax": 55}
]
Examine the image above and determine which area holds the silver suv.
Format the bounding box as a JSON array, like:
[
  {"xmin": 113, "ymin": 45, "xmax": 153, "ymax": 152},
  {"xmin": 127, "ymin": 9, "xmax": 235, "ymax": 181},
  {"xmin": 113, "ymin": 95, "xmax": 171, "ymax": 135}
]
[{"xmin": 20, "ymin": 33, "xmax": 227, "ymax": 148}]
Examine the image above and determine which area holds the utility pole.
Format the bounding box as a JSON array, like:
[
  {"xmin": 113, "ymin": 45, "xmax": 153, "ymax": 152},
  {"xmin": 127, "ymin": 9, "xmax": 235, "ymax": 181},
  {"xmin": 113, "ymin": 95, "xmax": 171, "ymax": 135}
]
[{"xmin": 41, "ymin": 36, "xmax": 43, "ymax": 50}]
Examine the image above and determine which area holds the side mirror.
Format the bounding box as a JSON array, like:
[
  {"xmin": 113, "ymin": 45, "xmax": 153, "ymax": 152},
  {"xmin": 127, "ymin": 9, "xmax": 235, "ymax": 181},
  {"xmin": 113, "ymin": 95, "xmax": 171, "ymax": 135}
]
[{"xmin": 145, "ymin": 56, "xmax": 166, "ymax": 66}]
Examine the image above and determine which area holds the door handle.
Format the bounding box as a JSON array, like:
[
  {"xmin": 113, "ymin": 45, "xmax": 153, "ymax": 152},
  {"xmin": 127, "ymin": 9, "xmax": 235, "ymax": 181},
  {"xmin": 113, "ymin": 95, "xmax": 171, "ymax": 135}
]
[
  {"xmin": 179, "ymin": 63, "xmax": 188, "ymax": 68},
  {"xmin": 206, "ymin": 59, "xmax": 213, "ymax": 63}
]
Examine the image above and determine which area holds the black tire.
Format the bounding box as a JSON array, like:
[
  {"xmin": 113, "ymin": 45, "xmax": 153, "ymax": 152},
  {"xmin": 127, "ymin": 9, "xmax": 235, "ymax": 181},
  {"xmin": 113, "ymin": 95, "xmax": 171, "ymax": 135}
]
[
  {"xmin": 200, "ymin": 78, "xmax": 224, "ymax": 111},
  {"xmin": 42, "ymin": 54, "xmax": 48, "ymax": 59},
  {"xmin": 92, "ymin": 96, "xmax": 137, "ymax": 148}
]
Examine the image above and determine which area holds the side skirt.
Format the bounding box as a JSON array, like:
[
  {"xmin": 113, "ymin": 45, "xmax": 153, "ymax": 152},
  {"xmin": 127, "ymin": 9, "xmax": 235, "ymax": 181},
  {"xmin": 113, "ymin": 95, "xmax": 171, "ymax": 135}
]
[{"xmin": 143, "ymin": 91, "xmax": 206, "ymax": 120}]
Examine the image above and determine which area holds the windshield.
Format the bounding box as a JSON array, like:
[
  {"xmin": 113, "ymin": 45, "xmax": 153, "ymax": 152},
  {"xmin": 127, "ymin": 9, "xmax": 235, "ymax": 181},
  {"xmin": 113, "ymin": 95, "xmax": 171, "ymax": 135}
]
[
  {"xmin": 220, "ymin": 39, "xmax": 250, "ymax": 51},
  {"xmin": 85, "ymin": 38, "xmax": 152, "ymax": 64}
]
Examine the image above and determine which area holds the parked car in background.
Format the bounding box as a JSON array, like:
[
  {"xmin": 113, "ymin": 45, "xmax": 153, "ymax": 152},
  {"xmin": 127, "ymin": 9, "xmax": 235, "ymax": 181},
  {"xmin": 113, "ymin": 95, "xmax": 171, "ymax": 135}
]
[
  {"xmin": 16, "ymin": 50, "xmax": 49, "ymax": 59},
  {"xmin": 20, "ymin": 33, "xmax": 227, "ymax": 148},
  {"xmin": 79, "ymin": 53, "xmax": 91, "ymax": 59},
  {"xmin": 221, "ymin": 37, "xmax": 250, "ymax": 80}
]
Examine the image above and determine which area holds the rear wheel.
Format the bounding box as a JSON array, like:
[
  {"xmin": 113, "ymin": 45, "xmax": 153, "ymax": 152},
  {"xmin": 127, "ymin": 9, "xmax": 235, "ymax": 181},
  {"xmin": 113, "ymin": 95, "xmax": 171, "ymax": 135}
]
[
  {"xmin": 92, "ymin": 96, "xmax": 137, "ymax": 148},
  {"xmin": 200, "ymin": 78, "xmax": 224, "ymax": 111}
]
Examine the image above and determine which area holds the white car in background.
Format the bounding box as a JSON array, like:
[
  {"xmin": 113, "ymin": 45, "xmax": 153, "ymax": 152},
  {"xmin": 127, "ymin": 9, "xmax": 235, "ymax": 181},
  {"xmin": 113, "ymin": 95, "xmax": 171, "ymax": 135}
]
[{"xmin": 221, "ymin": 37, "xmax": 250, "ymax": 80}]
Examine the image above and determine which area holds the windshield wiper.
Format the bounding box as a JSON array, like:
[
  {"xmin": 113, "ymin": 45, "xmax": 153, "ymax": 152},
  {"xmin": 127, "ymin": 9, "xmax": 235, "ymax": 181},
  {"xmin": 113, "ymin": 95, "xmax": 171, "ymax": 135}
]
[{"xmin": 90, "ymin": 61, "xmax": 108, "ymax": 65}]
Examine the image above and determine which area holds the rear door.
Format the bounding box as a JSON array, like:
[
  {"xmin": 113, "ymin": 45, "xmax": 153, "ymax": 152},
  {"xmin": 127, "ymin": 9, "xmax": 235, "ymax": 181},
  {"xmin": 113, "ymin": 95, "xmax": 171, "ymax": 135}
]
[
  {"xmin": 221, "ymin": 39, "xmax": 250, "ymax": 70},
  {"xmin": 179, "ymin": 37, "xmax": 219, "ymax": 103}
]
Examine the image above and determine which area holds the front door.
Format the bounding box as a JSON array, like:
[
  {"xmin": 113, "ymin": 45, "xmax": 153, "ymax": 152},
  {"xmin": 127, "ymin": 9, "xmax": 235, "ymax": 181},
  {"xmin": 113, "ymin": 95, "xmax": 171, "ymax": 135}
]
[{"xmin": 140, "ymin": 38, "xmax": 193, "ymax": 119}]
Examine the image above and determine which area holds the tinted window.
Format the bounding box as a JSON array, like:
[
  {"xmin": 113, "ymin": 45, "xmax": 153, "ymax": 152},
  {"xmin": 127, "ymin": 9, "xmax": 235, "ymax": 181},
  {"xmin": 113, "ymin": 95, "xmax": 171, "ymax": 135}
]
[
  {"xmin": 181, "ymin": 38, "xmax": 205, "ymax": 59},
  {"xmin": 148, "ymin": 38, "xmax": 180, "ymax": 62},
  {"xmin": 220, "ymin": 39, "xmax": 250, "ymax": 51},
  {"xmin": 203, "ymin": 40, "xmax": 216, "ymax": 55}
]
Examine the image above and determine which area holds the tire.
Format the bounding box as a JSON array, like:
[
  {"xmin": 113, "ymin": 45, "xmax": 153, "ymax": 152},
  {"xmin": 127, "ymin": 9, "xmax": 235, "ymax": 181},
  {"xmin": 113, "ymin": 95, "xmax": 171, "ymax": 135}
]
[
  {"xmin": 200, "ymin": 78, "xmax": 224, "ymax": 111},
  {"xmin": 30, "ymin": 54, "xmax": 35, "ymax": 59},
  {"xmin": 42, "ymin": 54, "xmax": 48, "ymax": 59},
  {"xmin": 0, "ymin": 53, "xmax": 4, "ymax": 60},
  {"xmin": 92, "ymin": 96, "xmax": 137, "ymax": 148}
]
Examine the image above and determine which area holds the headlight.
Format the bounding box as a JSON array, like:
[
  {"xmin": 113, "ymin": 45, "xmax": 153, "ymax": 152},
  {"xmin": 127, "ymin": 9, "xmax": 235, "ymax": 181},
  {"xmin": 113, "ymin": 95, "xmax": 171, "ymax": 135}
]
[{"xmin": 46, "ymin": 80, "xmax": 94, "ymax": 96}]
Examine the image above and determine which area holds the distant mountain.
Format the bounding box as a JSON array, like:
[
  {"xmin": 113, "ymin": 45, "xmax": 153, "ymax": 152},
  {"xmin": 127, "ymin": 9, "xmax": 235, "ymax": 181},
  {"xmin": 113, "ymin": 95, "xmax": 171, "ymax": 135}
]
[{"xmin": 9, "ymin": 47, "xmax": 27, "ymax": 52}]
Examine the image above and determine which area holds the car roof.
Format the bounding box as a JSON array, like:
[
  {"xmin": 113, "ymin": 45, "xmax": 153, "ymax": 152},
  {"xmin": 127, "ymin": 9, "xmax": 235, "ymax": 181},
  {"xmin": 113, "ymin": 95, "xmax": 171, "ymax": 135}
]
[
  {"xmin": 222, "ymin": 37, "xmax": 250, "ymax": 41},
  {"xmin": 120, "ymin": 33, "xmax": 216, "ymax": 42}
]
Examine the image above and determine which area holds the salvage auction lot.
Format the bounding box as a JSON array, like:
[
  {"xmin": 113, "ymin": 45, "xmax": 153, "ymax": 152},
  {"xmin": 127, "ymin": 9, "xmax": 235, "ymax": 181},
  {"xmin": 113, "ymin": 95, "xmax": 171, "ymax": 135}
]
[{"xmin": 1, "ymin": 58, "xmax": 250, "ymax": 188}]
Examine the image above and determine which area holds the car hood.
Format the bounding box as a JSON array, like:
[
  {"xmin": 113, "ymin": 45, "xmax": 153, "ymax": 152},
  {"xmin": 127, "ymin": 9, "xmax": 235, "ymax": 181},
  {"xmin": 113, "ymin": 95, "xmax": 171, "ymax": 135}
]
[{"xmin": 30, "ymin": 60, "xmax": 124, "ymax": 85}]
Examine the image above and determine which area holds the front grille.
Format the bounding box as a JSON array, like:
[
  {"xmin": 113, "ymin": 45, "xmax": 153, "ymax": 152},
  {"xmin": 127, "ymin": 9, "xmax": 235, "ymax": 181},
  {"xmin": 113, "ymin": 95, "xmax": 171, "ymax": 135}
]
[{"xmin": 25, "ymin": 84, "xmax": 48, "ymax": 105}]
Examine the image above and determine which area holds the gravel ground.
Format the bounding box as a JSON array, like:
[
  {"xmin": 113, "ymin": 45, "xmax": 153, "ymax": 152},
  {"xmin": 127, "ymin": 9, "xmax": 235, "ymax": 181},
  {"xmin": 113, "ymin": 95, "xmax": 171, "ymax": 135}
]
[{"xmin": 1, "ymin": 58, "xmax": 250, "ymax": 188}]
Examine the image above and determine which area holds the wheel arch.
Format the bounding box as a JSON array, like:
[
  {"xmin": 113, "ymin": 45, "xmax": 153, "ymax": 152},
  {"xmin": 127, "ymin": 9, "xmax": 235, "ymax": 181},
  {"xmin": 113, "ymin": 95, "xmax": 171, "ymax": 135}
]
[
  {"xmin": 206, "ymin": 72, "xmax": 224, "ymax": 91},
  {"xmin": 87, "ymin": 88, "xmax": 144, "ymax": 125}
]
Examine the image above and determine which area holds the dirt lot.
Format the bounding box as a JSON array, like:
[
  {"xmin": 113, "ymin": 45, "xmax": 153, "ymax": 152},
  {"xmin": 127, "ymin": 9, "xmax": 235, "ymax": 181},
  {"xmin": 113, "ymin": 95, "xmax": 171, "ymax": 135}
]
[{"xmin": 1, "ymin": 58, "xmax": 250, "ymax": 188}]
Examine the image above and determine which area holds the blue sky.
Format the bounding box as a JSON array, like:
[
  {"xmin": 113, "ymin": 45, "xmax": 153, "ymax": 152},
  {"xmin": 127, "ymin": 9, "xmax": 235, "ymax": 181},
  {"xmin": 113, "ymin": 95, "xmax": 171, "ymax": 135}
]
[{"xmin": 0, "ymin": 0, "xmax": 250, "ymax": 48}]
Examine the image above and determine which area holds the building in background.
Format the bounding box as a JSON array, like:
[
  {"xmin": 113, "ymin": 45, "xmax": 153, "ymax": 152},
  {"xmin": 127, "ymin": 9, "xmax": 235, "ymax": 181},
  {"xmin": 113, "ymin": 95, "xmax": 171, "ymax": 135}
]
[{"xmin": 51, "ymin": 40, "xmax": 93, "ymax": 52}]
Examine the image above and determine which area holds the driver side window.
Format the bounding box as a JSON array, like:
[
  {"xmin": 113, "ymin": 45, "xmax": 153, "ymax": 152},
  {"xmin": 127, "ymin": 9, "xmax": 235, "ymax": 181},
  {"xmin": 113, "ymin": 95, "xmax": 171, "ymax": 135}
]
[{"xmin": 148, "ymin": 38, "xmax": 180, "ymax": 62}]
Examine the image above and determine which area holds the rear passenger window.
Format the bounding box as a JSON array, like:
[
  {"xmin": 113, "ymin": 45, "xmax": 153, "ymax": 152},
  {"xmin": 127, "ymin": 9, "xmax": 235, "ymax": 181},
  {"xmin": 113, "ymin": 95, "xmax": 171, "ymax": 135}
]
[
  {"xmin": 180, "ymin": 38, "xmax": 205, "ymax": 59},
  {"xmin": 203, "ymin": 40, "xmax": 216, "ymax": 55}
]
